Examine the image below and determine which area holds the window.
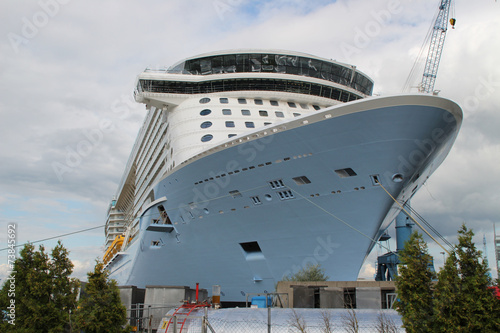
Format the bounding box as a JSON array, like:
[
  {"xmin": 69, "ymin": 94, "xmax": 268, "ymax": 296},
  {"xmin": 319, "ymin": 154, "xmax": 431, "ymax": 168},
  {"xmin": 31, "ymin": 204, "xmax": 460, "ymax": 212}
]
[
  {"xmin": 335, "ymin": 168, "xmax": 357, "ymax": 178},
  {"xmin": 313, "ymin": 105, "xmax": 321, "ymax": 110},
  {"xmin": 200, "ymin": 109, "xmax": 211, "ymax": 116},
  {"xmin": 293, "ymin": 113, "xmax": 301, "ymax": 117},
  {"xmin": 229, "ymin": 190, "xmax": 242, "ymax": 198},
  {"xmin": 220, "ymin": 97, "xmax": 229, "ymax": 104},
  {"xmin": 275, "ymin": 111, "xmax": 284, "ymax": 118},
  {"xmin": 199, "ymin": 97, "xmax": 211, "ymax": 104},
  {"xmin": 254, "ymin": 99, "xmax": 263, "ymax": 105},
  {"xmin": 288, "ymin": 102, "xmax": 297, "ymax": 108},
  {"xmin": 259, "ymin": 110, "xmax": 268, "ymax": 117},
  {"xmin": 238, "ymin": 98, "xmax": 247, "ymax": 104},
  {"xmin": 300, "ymin": 103, "xmax": 309, "ymax": 109},
  {"xmin": 250, "ymin": 196, "xmax": 262, "ymax": 205},
  {"xmin": 264, "ymin": 122, "xmax": 272, "ymax": 126},
  {"xmin": 293, "ymin": 176, "xmax": 311, "ymax": 185},
  {"xmin": 200, "ymin": 121, "xmax": 212, "ymax": 128},
  {"xmin": 245, "ymin": 122, "xmax": 255, "ymax": 128},
  {"xmin": 344, "ymin": 288, "xmax": 356, "ymax": 308},
  {"xmin": 228, "ymin": 134, "xmax": 237, "ymax": 138},
  {"xmin": 240, "ymin": 241, "xmax": 262, "ymax": 253},
  {"xmin": 201, "ymin": 134, "xmax": 213, "ymax": 142},
  {"xmin": 225, "ymin": 121, "xmax": 235, "ymax": 128},
  {"xmin": 268, "ymin": 179, "xmax": 285, "ymax": 189},
  {"xmin": 222, "ymin": 109, "xmax": 232, "ymax": 115},
  {"xmin": 241, "ymin": 109, "xmax": 251, "ymax": 116},
  {"xmin": 270, "ymin": 100, "xmax": 279, "ymax": 106},
  {"xmin": 157, "ymin": 205, "xmax": 172, "ymax": 224},
  {"xmin": 277, "ymin": 190, "xmax": 294, "ymax": 200}
]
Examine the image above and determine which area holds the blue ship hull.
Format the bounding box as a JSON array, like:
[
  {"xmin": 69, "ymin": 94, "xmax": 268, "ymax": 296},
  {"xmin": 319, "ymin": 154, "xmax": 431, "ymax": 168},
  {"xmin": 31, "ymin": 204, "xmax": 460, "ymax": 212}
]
[{"xmin": 107, "ymin": 94, "xmax": 461, "ymax": 302}]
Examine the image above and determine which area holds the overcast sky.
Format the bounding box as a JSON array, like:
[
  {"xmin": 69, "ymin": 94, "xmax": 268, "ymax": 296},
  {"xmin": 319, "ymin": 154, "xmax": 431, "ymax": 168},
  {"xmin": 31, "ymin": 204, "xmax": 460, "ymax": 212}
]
[{"xmin": 1, "ymin": 0, "xmax": 499, "ymax": 284}]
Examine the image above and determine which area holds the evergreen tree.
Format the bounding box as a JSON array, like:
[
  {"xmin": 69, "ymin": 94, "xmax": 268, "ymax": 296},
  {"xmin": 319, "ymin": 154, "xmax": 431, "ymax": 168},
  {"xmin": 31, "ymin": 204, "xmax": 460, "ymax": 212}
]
[
  {"xmin": 395, "ymin": 232, "xmax": 435, "ymax": 333},
  {"xmin": 433, "ymin": 224, "xmax": 500, "ymax": 332},
  {"xmin": 74, "ymin": 260, "xmax": 127, "ymax": 333},
  {"xmin": 432, "ymin": 252, "xmax": 461, "ymax": 332},
  {"xmin": 0, "ymin": 241, "xmax": 79, "ymax": 332},
  {"xmin": 282, "ymin": 263, "xmax": 329, "ymax": 281}
]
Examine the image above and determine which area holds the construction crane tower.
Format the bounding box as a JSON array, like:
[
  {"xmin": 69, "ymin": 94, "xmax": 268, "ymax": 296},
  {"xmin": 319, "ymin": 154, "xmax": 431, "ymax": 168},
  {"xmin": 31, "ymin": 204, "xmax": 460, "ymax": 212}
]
[{"xmin": 419, "ymin": 0, "xmax": 455, "ymax": 93}]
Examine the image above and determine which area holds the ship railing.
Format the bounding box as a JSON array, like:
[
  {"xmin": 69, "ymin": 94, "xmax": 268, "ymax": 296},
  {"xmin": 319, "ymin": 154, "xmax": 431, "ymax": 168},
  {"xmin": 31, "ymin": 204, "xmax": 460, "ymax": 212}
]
[{"xmin": 138, "ymin": 78, "xmax": 363, "ymax": 103}]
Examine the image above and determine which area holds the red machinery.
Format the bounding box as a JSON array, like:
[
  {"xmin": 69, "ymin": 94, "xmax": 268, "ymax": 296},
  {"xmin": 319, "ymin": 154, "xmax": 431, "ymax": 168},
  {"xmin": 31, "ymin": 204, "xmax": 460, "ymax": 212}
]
[
  {"xmin": 161, "ymin": 283, "xmax": 211, "ymax": 333},
  {"xmin": 488, "ymin": 286, "xmax": 500, "ymax": 300}
]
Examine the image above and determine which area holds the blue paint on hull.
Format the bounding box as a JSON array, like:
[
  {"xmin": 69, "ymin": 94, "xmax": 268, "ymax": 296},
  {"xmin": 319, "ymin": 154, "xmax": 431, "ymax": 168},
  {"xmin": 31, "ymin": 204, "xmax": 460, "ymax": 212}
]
[{"xmin": 108, "ymin": 95, "xmax": 461, "ymax": 302}]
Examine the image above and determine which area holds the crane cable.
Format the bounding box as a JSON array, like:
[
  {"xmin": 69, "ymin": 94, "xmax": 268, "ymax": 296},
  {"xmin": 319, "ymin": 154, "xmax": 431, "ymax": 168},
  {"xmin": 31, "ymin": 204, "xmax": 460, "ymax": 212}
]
[
  {"xmin": 403, "ymin": 202, "xmax": 454, "ymax": 250},
  {"xmin": 290, "ymin": 186, "xmax": 394, "ymax": 254},
  {"xmin": 376, "ymin": 180, "xmax": 451, "ymax": 255},
  {"xmin": 0, "ymin": 225, "xmax": 105, "ymax": 252},
  {"xmin": 402, "ymin": 8, "xmax": 438, "ymax": 93}
]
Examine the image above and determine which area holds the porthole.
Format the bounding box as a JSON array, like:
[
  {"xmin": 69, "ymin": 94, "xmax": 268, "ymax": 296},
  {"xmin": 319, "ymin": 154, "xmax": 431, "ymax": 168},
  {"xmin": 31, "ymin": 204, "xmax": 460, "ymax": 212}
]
[
  {"xmin": 245, "ymin": 122, "xmax": 255, "ymax": 128},
  {"xmin": 201, "ymin": 134, "xmax": 213, "ymax": 142},
  {"xmin": 200, "ymin": 121, "xmax": 212, "ymax": 128},
  {"xmin": 200, "ymin": 97, "xmax": 211, "ymax": 104},
  {"xmin": 200, "ymin": 109, "xmax": 211, "ymax": 116}
]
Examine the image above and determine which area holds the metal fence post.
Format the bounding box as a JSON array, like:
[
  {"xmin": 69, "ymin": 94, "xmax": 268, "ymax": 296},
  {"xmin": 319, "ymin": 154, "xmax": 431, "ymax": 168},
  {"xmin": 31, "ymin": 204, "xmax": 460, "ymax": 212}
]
[
  {"xmin": 202, "ymin": 306, "xmax": 208, "ymax": 333},
  {"xmin": 147, "ymin": 305, "xmax": 152, "ymax": 333},
  {"xmin": 172, "ymin": 315, "xmax": 177, "ymax": 333},
  {"xmin": 268, "ymin": 305, "xmax": 271, "ymax": 333}
]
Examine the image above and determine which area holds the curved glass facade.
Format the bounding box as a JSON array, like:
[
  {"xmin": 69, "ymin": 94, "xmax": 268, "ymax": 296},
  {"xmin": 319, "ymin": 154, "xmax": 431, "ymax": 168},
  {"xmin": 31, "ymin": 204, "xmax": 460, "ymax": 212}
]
[
  {"xmin": 138, "ymin": 78, "xmax": 362, "ymax": 103},
  {"xmin": 166, "ymin": 53, "xmax": 373, "ymax": 96}
]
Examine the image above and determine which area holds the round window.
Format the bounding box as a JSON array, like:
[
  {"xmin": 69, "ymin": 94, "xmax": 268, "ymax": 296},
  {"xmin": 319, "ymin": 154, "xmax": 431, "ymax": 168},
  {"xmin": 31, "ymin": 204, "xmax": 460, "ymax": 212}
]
[
  {"xmin": 201, "ymin": 134, "xmax": 213, "ymax": 142},
  {"xmin": 200, "ymin": 121, "xmax": 212, "ymax": 129},
  {"xmin": 199, "ymin": 97, "xmax": 211, "ymax": 104},
  {"xmin": 200, "ymin": 109, "xmax": 211, "ymax": 116}
]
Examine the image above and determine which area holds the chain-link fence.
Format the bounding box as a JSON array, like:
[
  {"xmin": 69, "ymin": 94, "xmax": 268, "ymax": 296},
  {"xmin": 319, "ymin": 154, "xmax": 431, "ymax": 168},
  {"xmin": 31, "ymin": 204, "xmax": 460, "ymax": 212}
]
[
  {"xmin": 128, "ymin": 306, "xmax": 404, "ymax": 333},
  {"xmin": 127, "ymin": 304, "xmax": 176, "ymax": 332}
]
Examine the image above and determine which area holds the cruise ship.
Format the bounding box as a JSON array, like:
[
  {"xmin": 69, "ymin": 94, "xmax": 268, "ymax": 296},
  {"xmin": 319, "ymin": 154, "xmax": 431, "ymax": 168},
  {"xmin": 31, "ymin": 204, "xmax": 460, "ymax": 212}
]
[{"xmin": 103, "ymin": 49, "xmax": 462, "ymax": 302}]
